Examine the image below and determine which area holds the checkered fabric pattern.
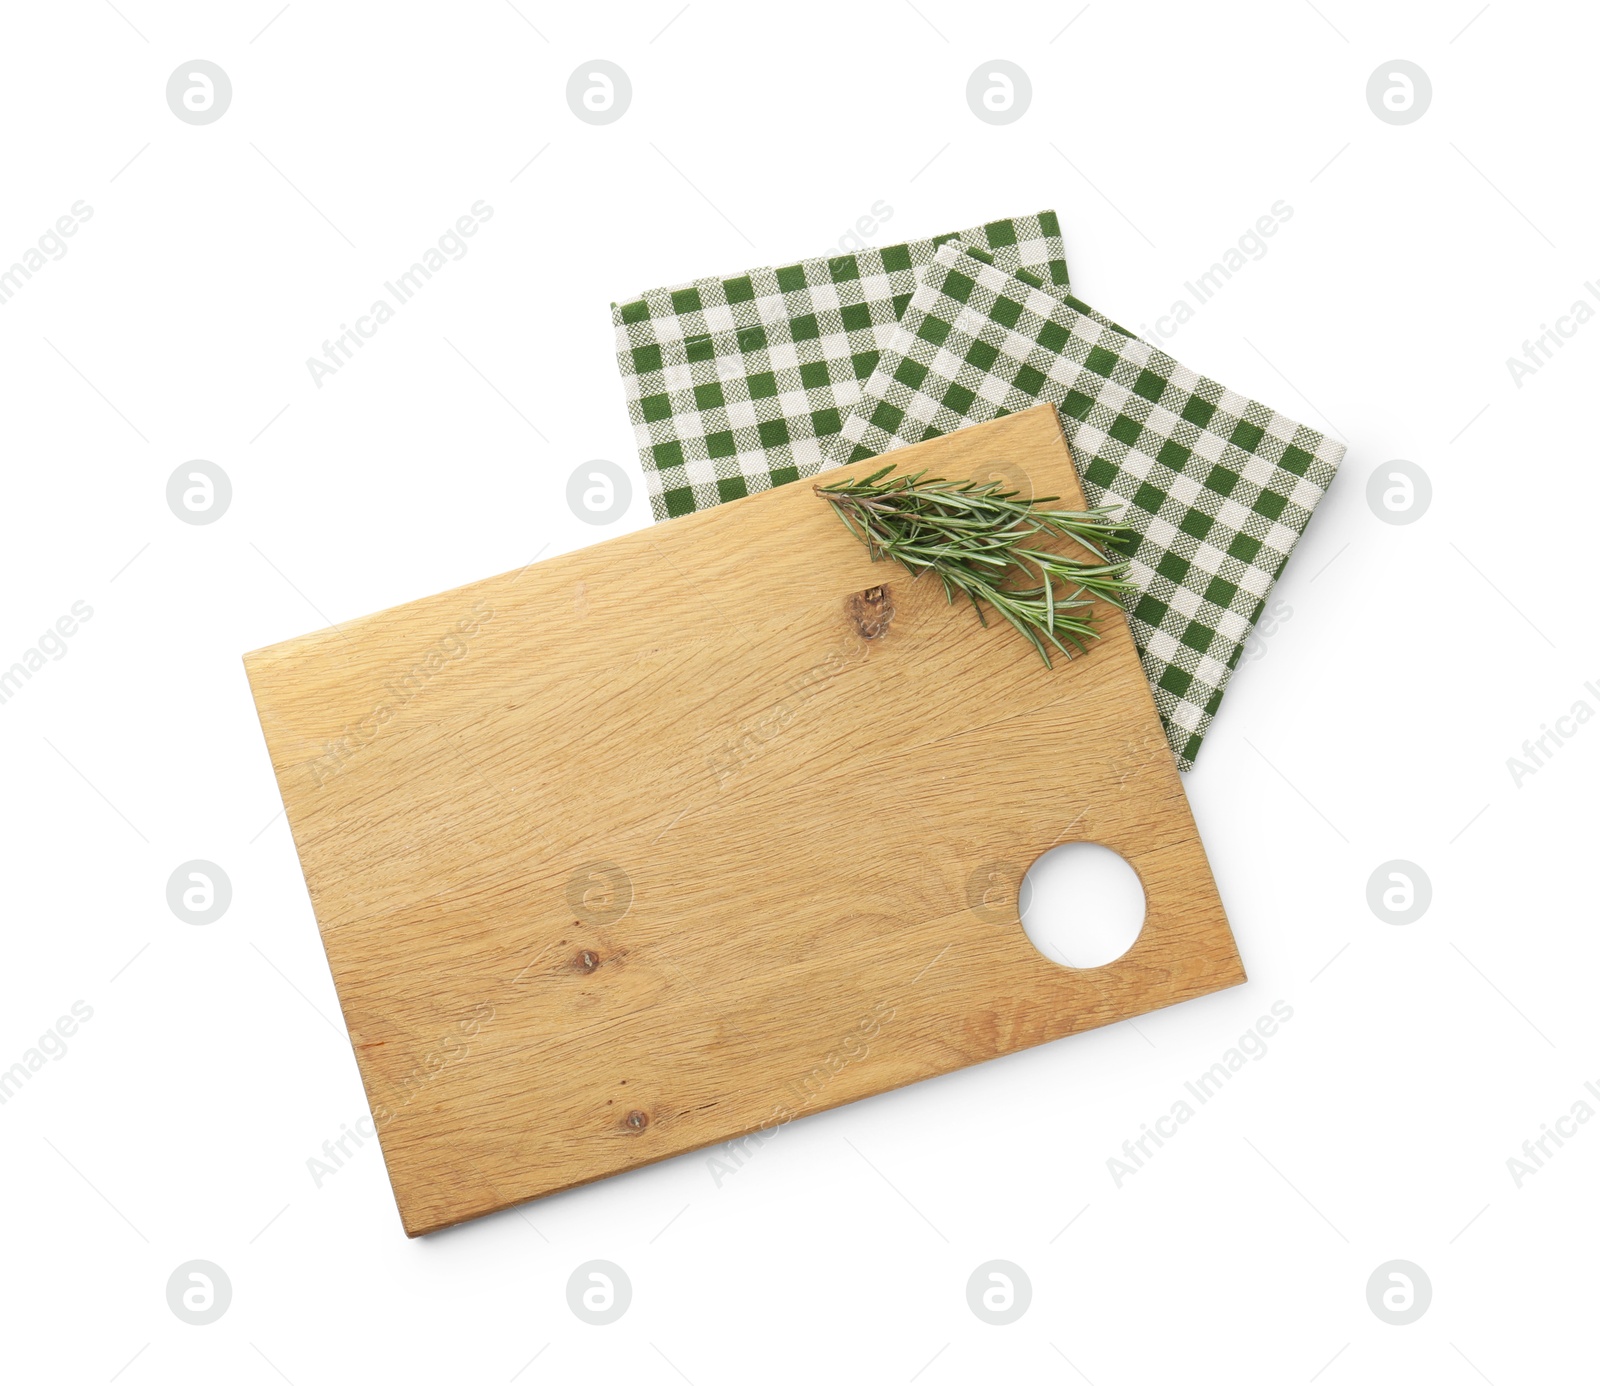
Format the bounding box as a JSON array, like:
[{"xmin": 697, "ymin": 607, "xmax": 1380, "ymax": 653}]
[
  {"xmin": 819, "ymin": 242, "xmax": 1344, "ymax": 769},
  {"xmin": 612, "ymin": 212, "xmax": 1071, "ymax": 522}
]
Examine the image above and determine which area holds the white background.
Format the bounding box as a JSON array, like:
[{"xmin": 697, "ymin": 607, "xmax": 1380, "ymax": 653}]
[{"xmin": 2, "ymin": 1, "xmax": 1596, "ymax": 1382}]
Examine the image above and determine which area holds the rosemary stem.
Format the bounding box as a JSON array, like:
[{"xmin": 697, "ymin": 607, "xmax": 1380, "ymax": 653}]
[{"xmin": 815, "ymin": 465, "xmax": 1134, "ymax": 667}]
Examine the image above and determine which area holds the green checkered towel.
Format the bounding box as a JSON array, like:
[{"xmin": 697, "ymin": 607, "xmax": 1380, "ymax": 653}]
[
  {"xmin": 612, "ymin": 211, "xmax": 1070, "ymax": 517},
  {"xmin": 610, "ymin": 213, "xmax": 1342, "ymax": 770}
]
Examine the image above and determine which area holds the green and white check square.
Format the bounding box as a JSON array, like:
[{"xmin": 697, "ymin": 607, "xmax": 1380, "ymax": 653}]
[
  {"xmin": 819, "ymin": 242, "xmax": 1344, "ymax": 770},
  {"xmin": 611, "ymin": 212, "xmax": 1071, "ymax": 522}
]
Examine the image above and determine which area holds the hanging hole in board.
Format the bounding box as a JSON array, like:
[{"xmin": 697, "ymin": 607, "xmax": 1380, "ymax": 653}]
[{"xmin": 1020, "ymin": 842, "xmax": 1146, "ymax": 969}]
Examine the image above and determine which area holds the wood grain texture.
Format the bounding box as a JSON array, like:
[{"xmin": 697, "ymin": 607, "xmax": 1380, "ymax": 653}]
[{"xmin": 244, "ymin": 405, "xmax": 1244, "ymax": 1236}]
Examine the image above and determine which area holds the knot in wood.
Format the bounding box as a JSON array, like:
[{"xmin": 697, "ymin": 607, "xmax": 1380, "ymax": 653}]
[{"xmin": 850, "ymin": 584, "xmax": 895, "ymax": 640}]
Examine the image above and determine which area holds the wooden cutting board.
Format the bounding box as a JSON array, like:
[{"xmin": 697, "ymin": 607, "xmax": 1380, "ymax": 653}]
[{"xmin": 244, "ymin": 404, "xmax": 1243, "ymax": 1236}]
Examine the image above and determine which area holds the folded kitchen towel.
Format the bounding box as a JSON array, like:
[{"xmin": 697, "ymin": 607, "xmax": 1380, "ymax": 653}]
[
  {"xmin": 611, "ymin": 211, "xmax": 1071, "ymax": 522},
  {"xmin": 819, "ymin": 242, "xmax": 1344, "ymax": 769},
  {"xmin": 609, "ymin": 217, "xmax": 1342, "ymax": 770}
]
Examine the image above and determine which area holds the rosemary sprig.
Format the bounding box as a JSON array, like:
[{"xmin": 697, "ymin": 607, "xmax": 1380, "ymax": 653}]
[{"xmin": 815, "ymin": 465, "xmax": 1134, "ymax": 665}]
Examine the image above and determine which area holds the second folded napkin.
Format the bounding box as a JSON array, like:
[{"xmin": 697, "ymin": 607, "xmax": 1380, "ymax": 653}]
[{"xmin": 818, "ymin": 242, "xmax": 1344, "ymax": 769}]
